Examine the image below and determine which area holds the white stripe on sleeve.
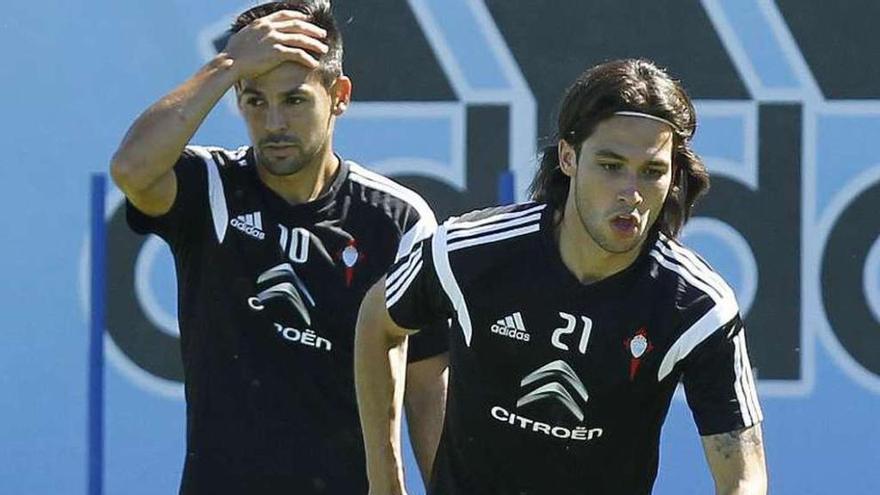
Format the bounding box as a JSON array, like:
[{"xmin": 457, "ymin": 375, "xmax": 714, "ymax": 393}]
[
  {"xmin": 386, "ymin": 260, "xmax": 423, "ymax": 308},
  {"xmin": 733, "ymin": 331, "xmax": 754, "ymax": 426},
  {"xmin": 348, "ymin": 162, "xmax": 437, "ymax": 261},
  {"xmin": 189, "ymin": 146, "xmax": 228, "ymax": 244},
  {"xmin": 432, "ymin": 225, "xmax": 473, "ymax": 346}
]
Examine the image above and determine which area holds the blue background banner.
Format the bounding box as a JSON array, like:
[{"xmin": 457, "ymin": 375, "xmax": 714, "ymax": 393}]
[{"xmin": 3, "ymin": 1, "xmax": 879, "ymax": 493}]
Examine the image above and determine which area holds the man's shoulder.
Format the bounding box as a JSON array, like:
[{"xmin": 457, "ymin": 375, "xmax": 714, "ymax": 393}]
[
  {"xmin": 428, "ymin": 202, "xmax": 548, "ymax": 287},
  {"xmin": 344, "ymin": 160, "xmax": 436, "ymax": 231},
  {"xmin": 648, "ymin": 234, "xmax": 745, "ymax": 384},
  {"xmin": 646, "ymin": 233, "xmax": 740, "ymax": 322},
  {"xmin": 180, "ymin": 144, "xmax": 251, "ymax": 171},
  {"xmin": 445, "ymin": 202, "xmax": 547, "ymax": 228},
  {"xmin": 439, "ymin": 202, "xmax": 548, "ymax": 252}
]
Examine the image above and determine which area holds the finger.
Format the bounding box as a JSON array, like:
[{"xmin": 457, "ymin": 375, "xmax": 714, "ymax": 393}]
[
  {"xmin": 274, "ymin": 44, "xmax": 321, "ymax": 69},
  {"xmin": 273, "ymin": 19, "xmax": 327, "ymax": 39},
  {"xmin": 265, "ymin": 9, "xmax": 309, "ymax": 22},
  {"xmin": 273, "ymin": 32, "xmax": 329, "ymax": 55}
]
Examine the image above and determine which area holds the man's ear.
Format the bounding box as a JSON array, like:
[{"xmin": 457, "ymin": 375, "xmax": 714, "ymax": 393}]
[
  {"xmin": 558, "ymin": 139, "xmax": 578, "ymax": 178},
  {"xmin": 331, "ymin": 75, "xmax": 352, "ymax": 116}
]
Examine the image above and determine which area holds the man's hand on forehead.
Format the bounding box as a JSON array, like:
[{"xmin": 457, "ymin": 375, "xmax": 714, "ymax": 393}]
[
  {"xmin": 250, "ymin": 9, "xmax": 329, "ymax": 66},
  {"xmin": 224, "ymin": 9, "xmax": 329, "ymax": 77},
  {"xmin": 259, "ymin": 10, "xmax": 328, "ymax": 41}
]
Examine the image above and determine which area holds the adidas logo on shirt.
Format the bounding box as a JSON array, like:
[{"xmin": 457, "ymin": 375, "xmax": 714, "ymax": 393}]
[
  {"xmin": 491, "ymin": 312, "xmax": 530, "ymax": 342},
  {"xmin": 230, "ymin": 212, "xmax": 266, "ymax": 240}
]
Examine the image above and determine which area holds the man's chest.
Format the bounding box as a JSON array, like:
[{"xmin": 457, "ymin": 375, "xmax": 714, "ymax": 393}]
[
  {"xmin": 207, "ymin": 201, "xmax": 398, "ymax": 353},
  {"xmin": 449, "ymin": 276, "xmax": 682, "ymax": 441},
  {"xmin": 464, "ymin": 293, "xmax": 678, "ymax": 387}
]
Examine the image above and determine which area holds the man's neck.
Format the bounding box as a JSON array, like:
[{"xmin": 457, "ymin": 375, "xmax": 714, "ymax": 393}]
[
  {"xmin": 555, "ymin": 204, "xmax": 642, "ymax": 285},
  {"xmin": 256, "ymin": 150, "xmax": 340, "ymax": 205}
]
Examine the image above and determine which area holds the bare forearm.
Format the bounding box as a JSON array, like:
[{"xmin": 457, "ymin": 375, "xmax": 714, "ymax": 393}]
[
  {"xmin": 404, "ymin": 353, "xmax": 448, "ymax": 485},
  {"xmin": 702, "ymin": 425, "xmax": 768, "ymax": 495},
  {"xmin": 111, "ymin": 54, "xmax": 238, "ymax": 194},
  {"xmin": 716, "ymin": 480, "xmax": 767, "ymax": 495},
  {"xmin": 355, "ymin": 309, "xmax": 410, "ymax": 493}
]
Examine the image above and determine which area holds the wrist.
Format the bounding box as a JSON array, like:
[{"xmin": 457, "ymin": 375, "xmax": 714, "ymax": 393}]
[
  {"xmin": 206, "ymin": 52, "xmax": 241, "ymax": 86},
  {"xmin": 368, "ymin": 478, "xmax": 406, "ymax": 495},
  {"xmin": 367, "ymin": 460, "xmax": 405, "ymax": 493}
]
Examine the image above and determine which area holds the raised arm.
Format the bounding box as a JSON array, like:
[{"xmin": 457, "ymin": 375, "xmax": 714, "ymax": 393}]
[
  {"xmin": 701, "ymin": 423, "xmax": 768, "ymax": 495},
  {"xmin": 110, "ymin": 10, "xmax": 327, "ymax": 215},
  {"xmin": 355, "ymin": 279, "xmax": 414, "ymax": 495}
]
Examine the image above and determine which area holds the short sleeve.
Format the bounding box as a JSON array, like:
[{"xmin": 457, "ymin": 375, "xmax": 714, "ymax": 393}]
[
  {"xmin": 125, "ymin": 147, "xmax": 209, "ymax": 246},
  {"xmin": 394, "ymin": 199, "xmax": 437, "ymax": 263},
  {"xmin": 681, "ymin": 315, "xmax": 764, "ymax": 436},
  {"xmin": 406, "ymin": 318, "xmax": 451, "ymax": 362},
  {"xmin": 385, "ymin": 235, "xmax": 454, "ymax": 335}
]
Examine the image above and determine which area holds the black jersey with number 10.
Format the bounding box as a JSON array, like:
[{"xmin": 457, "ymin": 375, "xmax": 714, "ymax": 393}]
[
  {"xmin": 386, "ymin": 202, "xmax": 763, "ymax": 495},
  {"xmin": 126, "ymin": 145, "xmax": 446, "ymax": 494}
]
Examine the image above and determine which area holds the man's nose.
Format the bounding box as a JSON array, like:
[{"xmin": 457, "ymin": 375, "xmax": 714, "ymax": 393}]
[
  {"xmin": 617, "ymin": 180, "xmax": 643, "ymax": 207},
  {"xmin": 265, "ymin": 106, "xmax": 287, "ymax": 133}
]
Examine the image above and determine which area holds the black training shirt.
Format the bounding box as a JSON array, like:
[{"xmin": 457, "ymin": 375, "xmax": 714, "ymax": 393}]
[
  {"xmin": 127, "ymin": 145, "xmax": 447, "ymax": 495},
  {"xmin": 386, "ymin": 202, "xmax": 763, "ymax": 495}
]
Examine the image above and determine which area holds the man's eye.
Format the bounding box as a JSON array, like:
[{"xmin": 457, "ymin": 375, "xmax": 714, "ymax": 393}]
[
  {"xmin": 246, "ymin": 98, "xmax": 265, "ymax": 107},
  {"xmin": 599, "ymin": 162, "xmax": 622, "ymax": 171},
  {"xmin": 286, "ymin": 96, "xmax": 305, "ymax": 105},
  {"xmin": 643, "ymin": 168, "xmax": 667, "ymax": 179}
]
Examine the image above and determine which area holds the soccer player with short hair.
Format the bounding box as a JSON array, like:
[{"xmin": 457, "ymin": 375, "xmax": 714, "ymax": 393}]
[
  {"xmin": 355, "ymin": 59, "xmax": 768, "ymax": 494},
  {"xmin": 110, "ymin": 1, "xmax": 447, "ymax": 493}
]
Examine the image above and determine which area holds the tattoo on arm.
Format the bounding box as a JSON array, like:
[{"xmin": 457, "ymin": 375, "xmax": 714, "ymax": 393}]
[
  {"xmin": 702, "ymin": 425, "xmax": 767, "ymax": 494},
  {"xmin": 707, "ymin": 425, "xmax": 764, "ymax": 459}
]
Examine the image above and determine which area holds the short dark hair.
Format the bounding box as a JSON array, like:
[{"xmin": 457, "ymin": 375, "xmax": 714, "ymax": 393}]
[
  {"xmin": 529, "ymin": 58, "xmax": 710, "ymax": 239},
  {"xmin": 230, "ymin": 1, "xmax": 343, "ymax": 86}
]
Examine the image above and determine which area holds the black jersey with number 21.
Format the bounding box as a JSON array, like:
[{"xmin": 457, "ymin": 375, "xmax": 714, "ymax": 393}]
[{"xmin": 386, "ymin": 202, "xmax": 763, "ymax": 495}]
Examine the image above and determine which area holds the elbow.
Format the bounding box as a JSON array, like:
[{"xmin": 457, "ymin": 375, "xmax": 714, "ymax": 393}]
[
  {"xmin": 109, "ymin": 151, "xmax": 137, "ymax": 192},
  {"xmin": 110, "ymin": 150, "xmax": 156, "ymax": 197}
]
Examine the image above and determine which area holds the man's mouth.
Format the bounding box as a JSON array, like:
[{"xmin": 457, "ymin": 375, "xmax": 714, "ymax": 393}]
[
  {"xmin": 609, "ymin": 213, "xmax": 640, "ymax": 235},
  {"xmin": 261, "ymin": 143, "xmax": 299, "ymax": 157}
]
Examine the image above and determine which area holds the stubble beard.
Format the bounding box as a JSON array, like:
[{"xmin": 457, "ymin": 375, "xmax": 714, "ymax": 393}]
[
  {"xmin": 256, "ymin": 139, "xmax": 324, "ymax": 177},
  {"xmin": 573, "ymin": 180, "xmax": 644, "ymax": 255}
]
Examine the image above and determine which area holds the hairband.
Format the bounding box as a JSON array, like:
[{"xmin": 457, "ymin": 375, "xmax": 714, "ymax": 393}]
[{"xmin": 613, "ymin": 111, "xmax": 680, "ymax": 132}]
